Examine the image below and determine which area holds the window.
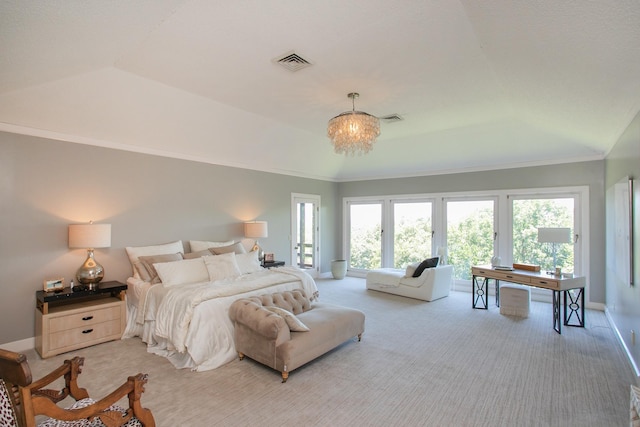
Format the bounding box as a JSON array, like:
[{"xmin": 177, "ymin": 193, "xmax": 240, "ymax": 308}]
[
  {"xmin": 344, "ymin": 187, "xmax": 587, "ymax": 296},
  {"xmin": 348, "ymin": 202, "xmax": 382, "ymax": 270},
  {"xmin": 446, "ymin": 199, "xmax": 496, "ymax": 281},
  {"xmin": 511, "ymin": 196, "xmax": 575, "ymax": 273},
  {"xmin": 392, "ymin": 201, "xmax": 433, "ymax": 267}
]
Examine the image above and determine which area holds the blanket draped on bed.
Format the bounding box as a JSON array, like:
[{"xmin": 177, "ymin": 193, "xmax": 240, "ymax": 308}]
[{"xmin": 154, "ymin": 267, "xmax": 317, "ymax": 354}]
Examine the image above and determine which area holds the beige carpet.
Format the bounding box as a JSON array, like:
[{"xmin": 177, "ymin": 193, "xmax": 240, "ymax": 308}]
[{"xmin": 24, "ymin": 277, "xmax": 637, "ymax": 426}]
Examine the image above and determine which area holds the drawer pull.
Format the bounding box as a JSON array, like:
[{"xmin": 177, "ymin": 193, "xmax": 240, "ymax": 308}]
[
  {"xmin": 506, "ymin": 275, "xmax": 513, "ymax": 279},
  {"xmin": 82, "ymin": 329, "xmax": 94, "ymax": 334},
  {"xmin": 539, "ymin": 281, "xmax": 548, "ymax": 284},
  {"xmin": 82, "ymin": 316, "xmax": 94, "ymax": 321}
]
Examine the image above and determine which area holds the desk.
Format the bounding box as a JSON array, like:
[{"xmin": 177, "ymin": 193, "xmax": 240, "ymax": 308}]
[{"xmin": 471, "ymin": 266, "xmax": 586, "ymax": 334}]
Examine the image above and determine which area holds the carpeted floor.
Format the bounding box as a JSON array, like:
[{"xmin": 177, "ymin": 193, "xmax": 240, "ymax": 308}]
[{"xmin": 23, "ymin": 277, "xmax": 638, "ymax": 426}]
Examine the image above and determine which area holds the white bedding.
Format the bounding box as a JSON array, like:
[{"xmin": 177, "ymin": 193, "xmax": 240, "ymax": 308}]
[{"xmin": 124, "ymin": 267, "xmax": 318, "ymax": 371}]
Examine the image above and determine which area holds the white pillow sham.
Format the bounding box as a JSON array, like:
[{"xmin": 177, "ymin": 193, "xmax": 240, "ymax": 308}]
[
  {"xmin": 154, "ymin": 258, "xmax": 210, "ymax": 287},
  {"xmin": 125, "ymin": 240, "xmax": 184, "ymax": 279},
  {"xmin": 189, "ymin": 240, "xmax": 235, "ymax": 252},
  {"xmin": 203, "ymin": 253, "xmax": 241, "ymax": 281},
  {"xmin": 235, "ymin": 250, "xmax": 262, "ymax": 274}
]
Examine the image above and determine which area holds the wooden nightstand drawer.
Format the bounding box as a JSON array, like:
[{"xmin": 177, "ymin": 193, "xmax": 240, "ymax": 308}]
[
  {"xmin": 49, "ymin": 305, "xmax": 121, "ymax": 333},
  {"xmin": 49, "ymin": 319, "xmax": 122, "ymax": 352}
]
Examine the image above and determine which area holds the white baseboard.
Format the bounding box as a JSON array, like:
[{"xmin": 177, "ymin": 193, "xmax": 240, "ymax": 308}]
[
  {"xmin": 605, "ymin": 307, "xmax": 640, "ymax": 378},
  {"xmin": 1, "ymin": 337, "xmax": 35, "ymax": 353}
]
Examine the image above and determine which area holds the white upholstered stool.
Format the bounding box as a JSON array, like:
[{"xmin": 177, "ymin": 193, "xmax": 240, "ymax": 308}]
[{"xmin": 499, "ymin": 284, "xmax": 531, "ymax": 318}]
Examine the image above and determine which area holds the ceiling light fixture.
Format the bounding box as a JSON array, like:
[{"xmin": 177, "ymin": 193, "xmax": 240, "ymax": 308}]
[{"xmin": 327, "ymin": 92, "xmax": 380, "ymax": 156}]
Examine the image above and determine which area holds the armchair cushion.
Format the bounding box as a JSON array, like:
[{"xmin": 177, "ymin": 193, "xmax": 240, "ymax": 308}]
[{"xmin": 37, "ymin": 398, "xmax": 144, "ymax": 427}]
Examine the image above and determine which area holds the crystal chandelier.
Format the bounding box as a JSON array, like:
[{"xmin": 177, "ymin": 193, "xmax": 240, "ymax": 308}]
[{"xmin": 327, "ymin": 92, "xmax": 380, "ymax": 156}]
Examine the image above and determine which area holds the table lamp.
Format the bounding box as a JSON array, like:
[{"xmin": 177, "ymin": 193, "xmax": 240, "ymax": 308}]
[
  {"xmin": 244, "ymin": 220, "xmax": 268, "ymax": 261},
  {"xmin": 69, "ymin": 222, "xmax": 111, "ymax": 289},
  {"xmin": 537, "ymin": 227, "xmax": 571, "ymax": 271}
]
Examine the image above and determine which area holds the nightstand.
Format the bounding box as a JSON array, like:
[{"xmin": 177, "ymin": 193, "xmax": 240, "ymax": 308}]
[
  {"xmin": 35, "ymin": 281, "xmax": 127, "ymax": 358},
  {"xmin": 262, "ymin": 260, "xmax": 285, "ymax": 268}
]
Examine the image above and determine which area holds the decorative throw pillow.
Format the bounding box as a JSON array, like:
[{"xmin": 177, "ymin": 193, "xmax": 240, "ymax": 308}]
[
  {"xmin": 264, "ymin": 306, "xmax": 310, "ymax": 332},
  {"xmin": 154, "ymin": 258, "xmax": 210, "ymax": 287},
  {"xmin": 189, "ymin": 240, "xmax": 235, "ymax": 252},
  {"xmin": 138, "ymin": 253, "xmax": 183, "ymax": 284},
  {"xmin": 125, "ymin": 240, "xmax": 184, "ymax": 279},
  {"xmin": 183, "ymin": 249, "xmax": 214, "ymax": 259},
  {"xmin": 210, "ymin": 241, "xmax": 247, "ymax": 255},
  {"xmin": 412, "ymin": 257, "xmax": 440, "ymax": 277},
  {"xmin": 235, "ymin": 250, "xmax": 262, "ymax": 274},
  {"xmin": 203, "ymin": 253, "xmax": 242, "ymax": 281},
  {"xmin": 405, "ymin": 262, "xmax": 421, "ymax": 278}
]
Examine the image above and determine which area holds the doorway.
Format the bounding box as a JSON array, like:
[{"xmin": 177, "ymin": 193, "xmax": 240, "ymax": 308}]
[{"xmin": 291, "ymin": 193, "xmax": 320, "ymax": 277}]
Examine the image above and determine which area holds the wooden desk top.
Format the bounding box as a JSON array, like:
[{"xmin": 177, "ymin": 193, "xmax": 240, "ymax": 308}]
[{"xmin": 472, "ymin": 265, "xmax": 585, "ymax": 291}]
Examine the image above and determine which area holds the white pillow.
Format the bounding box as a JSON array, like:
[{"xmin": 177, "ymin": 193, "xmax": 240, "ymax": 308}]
[
  {"xmin": 189, "ymin": 240, "xmax": 235, "ymax": 252},
  {"xmin": 154, "ymin": 258, "xmax": 210, "ymax": 287},
  {"xmin": 235, "ymin": 250, "xmax": 262, "ymax": 274},
  {"xmin": 203, "ymin": 253, "xmax": 242, "ymax": 281},
  {"xmin": 264, "ymin": 306, "xmax": 309, "ymax": 332},
  {"xmin": 125, "ymin": 240, "xmax": 184, "ymax": 279},
  {"xmin": 405, "ymin": 262, "xmax": 420, "ymax": 278}
]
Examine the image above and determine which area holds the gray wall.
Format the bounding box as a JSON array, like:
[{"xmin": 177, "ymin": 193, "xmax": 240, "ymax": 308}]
[
  {"xmin": 339, "ymin": 161, "xmax": 606, "ymax": 303},
  {"xmin": 0, "ymin": 131, "xmax": 338, "ymax": 344},
  {"xmin": 605, "ymin": 110, "xmax": 640, "ymax": 373},
  {"xmin": 0, "ymin": 129, "xmax": 611, "ymax": 348}
]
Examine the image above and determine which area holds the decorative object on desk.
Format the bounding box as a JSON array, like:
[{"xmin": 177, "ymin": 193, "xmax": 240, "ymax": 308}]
[
  {"xmin": 244, "ymin": 220, "xmax": 268, "ymax": 261},
  {"xmin": 42, "ymin": 277, "xmax": 64, "ymax": 292},
  {"xmin": 491, "ymin": 255, "xmax": 502, "ymax": 267},
  {"xmin": 331, "ymin": 259, "xmax": 347, "ymax": 279},
  {"xmin": 327, "ymin": 92, "xmax": 380, "ymax": 156},
  {"xmin": 68, "ymin": 221, "xmax": 111, "ymax": 289},
  {"xmin": 512, "ymin": 263, "xmax": 541, "ymax": 272},
  {"xmin": 436, "ymin": 246, "xmax": 448, "ymax": 265},
  {"xmin": 537, "ymin": 227, "xmax": 571, "ymax": 271},
  {"xmin": 264, "ymin": 253, "xmax": 274, "ymax": 262}
]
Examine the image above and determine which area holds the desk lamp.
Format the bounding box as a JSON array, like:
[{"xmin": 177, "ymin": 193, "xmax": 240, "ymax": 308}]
[{"xmin": 537, "ymin": 227, "xmax": 571, "ymax": 272}]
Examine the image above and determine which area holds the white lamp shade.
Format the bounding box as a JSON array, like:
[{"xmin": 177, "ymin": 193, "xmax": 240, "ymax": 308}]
[
  {"xmin": 244, "ymin": 221, "xmax": 268, "ymax": 239},
  {"xmin": 69, "ymin": 224, "xmax": 111, "ymax": 248},
  {"xmin": 537, "ymin": 227, "xmax": 571, "ymax": 244}
]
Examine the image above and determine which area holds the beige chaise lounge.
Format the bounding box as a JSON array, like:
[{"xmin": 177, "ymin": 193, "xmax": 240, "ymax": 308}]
[{"xmin": 228, "ymin": 289, "xmax": 365, "ymax": 382}]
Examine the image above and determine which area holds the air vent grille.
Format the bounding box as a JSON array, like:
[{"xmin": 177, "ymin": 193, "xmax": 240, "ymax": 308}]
[
  {"xmin": 273, "ymin": 51, "xmax": 313, "ymax": 72},
  {"xmin": 379, "ymin": 114, "xmax": 404, "ymax": 123}
]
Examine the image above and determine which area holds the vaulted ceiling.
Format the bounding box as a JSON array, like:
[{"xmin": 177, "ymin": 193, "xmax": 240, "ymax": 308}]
[{"xmin": 1, "ymin": 1, "xmax": 639, "ymax": 181}]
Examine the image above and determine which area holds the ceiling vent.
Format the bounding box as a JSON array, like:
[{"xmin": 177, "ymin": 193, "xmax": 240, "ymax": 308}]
[
  {"xmin": 273, "ymin": 51, "xmax": 313, "ymax": 72},
  {"xmin": 379, "ymin": 114, "xmax": 404, "ymax": 123}
]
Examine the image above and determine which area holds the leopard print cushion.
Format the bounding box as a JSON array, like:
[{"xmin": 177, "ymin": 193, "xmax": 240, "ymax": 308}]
[
  {"xmin": 0, "ymin": 379, "xmax": 19, "ymax": 427},
  {"xmin": 37, "ymin": 398, "xmax": 143, "ymax": 427}
]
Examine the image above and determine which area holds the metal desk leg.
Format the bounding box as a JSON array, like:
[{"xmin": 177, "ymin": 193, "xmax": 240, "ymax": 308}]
[
  {"xmin": 564, "ymin": 288, "xmax": 585, "ymax": 328},
  {"xmin": 495, "ymin": 279, "xmax": 500, "ymax": 307},
  {"xmin": 552, "ymin": 290, "xmax": 562, "ymax": 334},
  {"xmin": 472, "ymin": 275, "xmax": 488, "ymax": 309}
]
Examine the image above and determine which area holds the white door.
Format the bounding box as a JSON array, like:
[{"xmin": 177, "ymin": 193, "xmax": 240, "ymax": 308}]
[{"xmin": 291, "ymin": 193, "xmax": 320, "ymax": 277}]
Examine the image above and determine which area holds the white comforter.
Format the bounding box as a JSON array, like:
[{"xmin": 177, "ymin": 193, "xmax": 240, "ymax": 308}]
[{"xmin": 125, "ymin": 267, "xmax": 318, "ymax": 371}]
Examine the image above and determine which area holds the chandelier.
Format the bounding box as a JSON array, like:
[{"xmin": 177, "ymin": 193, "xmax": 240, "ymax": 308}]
[{"xmin": 327, "ymin": 92, "xmax": 380, "ymax": 156}]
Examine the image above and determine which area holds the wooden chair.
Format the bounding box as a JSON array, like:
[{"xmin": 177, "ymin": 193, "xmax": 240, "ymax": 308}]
[{"xmin": 0, "ymin": 348, "xmax": 155, "ymax": 427}]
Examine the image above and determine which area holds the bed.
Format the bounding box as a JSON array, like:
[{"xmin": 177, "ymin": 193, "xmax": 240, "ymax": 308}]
[{"xmin": 121, "ymin": 239, "xmax": 318, "ymax": 372}]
